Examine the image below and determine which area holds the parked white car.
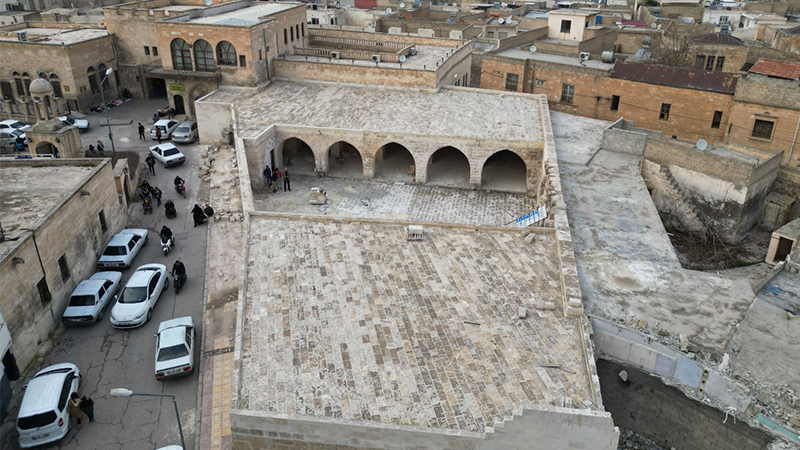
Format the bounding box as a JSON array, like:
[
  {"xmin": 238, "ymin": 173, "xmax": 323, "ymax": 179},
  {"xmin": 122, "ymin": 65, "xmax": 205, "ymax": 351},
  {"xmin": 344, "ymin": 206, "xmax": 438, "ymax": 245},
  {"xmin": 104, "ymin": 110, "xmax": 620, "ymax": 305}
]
[
  {"xmin": 98, "ymin": 229, "xmax": 149, "ymax": 269},
  {"xmin": 0, "ymin": 119, "xmax": 31, "ymax": 133},
  {"xmin": 149, "ymin": 143, "xmax": 186, "ymax": 168},
  {"xmin": 171, "ymin": 121, "xmax": 198, "ymax": 144},
  {"xmin": 155, "ymin": 316, "xmax": 195, "ymax": 380},
  {"xmin": 0, "ymin": 129, "xmax": 25, "ymax": 150},
  {"xmin": 110, "ymin": 264, "xmax": 168, "ymax": 329},
  {"xmin": 58, "ymin": 116, "xmax": 89, "ymax": 133},
  {"xmin": 62, "ymin": 272, "xmax": 123, "ymax": 325},
  {"xmin": 150, "ymin": 119, "xmax": 180, "ymax": 140},
  {"xmin": 16, "ymin": 363, "xmax": 81, "ymax": 449}
]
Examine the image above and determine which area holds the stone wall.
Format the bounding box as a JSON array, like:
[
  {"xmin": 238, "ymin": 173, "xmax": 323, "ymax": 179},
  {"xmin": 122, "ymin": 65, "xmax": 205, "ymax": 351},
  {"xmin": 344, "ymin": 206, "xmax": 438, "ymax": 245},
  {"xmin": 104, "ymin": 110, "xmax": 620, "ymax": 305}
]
[
  {"xmin": 196, "ymin": 99, "xmax": 233, "ymax": 144},
  {"xmin": 688, "ymin": 42, "xmax": 748, "ymax": 74},
  {"xmin": 597, "ymin": 359, "xmax": 773, "ymax": 450},
  {"xmin": 310, "ymin": 27, "xmax": 465, "ymax": 48},
  {"xmin": 726, "ymin": 101, "xmax": 800, "ymax": 169},
  {"xmin": 601, "ymin": 118, "xmax": 649, "ymax": 156},
  {"xmin": 0, "ymin": 159, "xmax": 126, "ymax": 372},
  {"xmin": 615, "ymin": 28, "xmax": 661, "ymax": 55},
  {"xmin": 578, "ymin": 27, "xmax": 618, "ymax": 56}
]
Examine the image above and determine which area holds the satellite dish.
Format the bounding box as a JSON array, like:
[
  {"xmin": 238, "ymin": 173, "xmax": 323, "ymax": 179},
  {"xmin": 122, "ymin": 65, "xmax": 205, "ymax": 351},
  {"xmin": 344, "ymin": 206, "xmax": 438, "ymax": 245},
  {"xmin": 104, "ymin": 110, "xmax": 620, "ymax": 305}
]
[
  {"xmin": 498, "ymin": 17, "xmax": 505, "ymax": 24},
  {"xmin": 205, "ymin": 0, "xmax": 212, "ymax": 5},
  {"xmin": 506, "ymin": 16, "xmax": 513, "ymax": 22},
  {"xmin": 650, "ymin": 22, "xmax": 657, "ymax": 28},
  {"xmin": 399, "ymin": 55, "xmax": 406, "ymax": 62},
  {"xmin": 386, "ymin": 7, "xmax": 392, "ymax": 13},
  {"xmin": 369, "ymin": 21, "xmax": 377, "ymax": 27},
  {"xmin": 696, "ymin": 139, "xmax": 708, "ymax": 150},
  {"xmin": 529, "ymin": 45, "xmax": 537, "ymax": 53},
  {"xmin": 98, "ymin": 20, "xmax": 106, "ymax": 27},
  {"xmin": 399, "ymin": 2, "xmax": 405, "ymax": 7}
]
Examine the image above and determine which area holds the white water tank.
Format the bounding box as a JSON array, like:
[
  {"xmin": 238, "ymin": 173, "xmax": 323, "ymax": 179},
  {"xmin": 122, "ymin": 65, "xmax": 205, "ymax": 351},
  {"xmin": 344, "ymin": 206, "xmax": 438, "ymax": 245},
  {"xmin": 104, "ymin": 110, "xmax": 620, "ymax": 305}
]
[{"xmin": 601, "ymin": 51, "xmax": 615, "ymax": 63}]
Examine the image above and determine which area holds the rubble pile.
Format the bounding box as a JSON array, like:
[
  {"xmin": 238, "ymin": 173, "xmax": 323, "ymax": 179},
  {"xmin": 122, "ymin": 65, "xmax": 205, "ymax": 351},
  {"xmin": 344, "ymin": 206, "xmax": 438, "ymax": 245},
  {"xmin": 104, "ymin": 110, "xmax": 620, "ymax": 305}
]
[
  {"xmin": 200, "ymin": 144, "xmax": 243, "ymax": 223},
  {"xmin": 617, "ymin": 429, "xmax": 670, "ymax": 450}
]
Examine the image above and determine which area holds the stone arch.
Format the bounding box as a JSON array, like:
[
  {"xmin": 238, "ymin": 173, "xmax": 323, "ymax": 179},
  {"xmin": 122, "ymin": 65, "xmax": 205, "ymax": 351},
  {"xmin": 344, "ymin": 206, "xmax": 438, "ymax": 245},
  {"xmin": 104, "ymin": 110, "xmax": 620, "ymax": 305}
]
[
  {"xmin": 480, "ymin": 150, "xmax": 528, "ymax": 193},
  {"xmin": 194, "ymin": 39, "xmax": 215, "ymax": 72},
  {"xmin": 326, "ymin": 141, "xmax": 363, "ymax": 179},
  {"xmin": 171, "ymin": 38, "xmax": 192, "ymax": 71},
  {"xmin": 35, "ymin": 142, "xmax": 54, "ymax": 155},
  {"xmin": 280, "ymin": 137, "xmax": 316, "ymax": 176},
  {"xmin": 426, "ymin": 146, "xmax": 470, "ymax": 189},
  {"xmin": 216, "ymin": 41, "xmax": 237, "ymax": 66},
  {"xmin": 374, "ymin": 142, "xmax": 416, "ymax": 182}
]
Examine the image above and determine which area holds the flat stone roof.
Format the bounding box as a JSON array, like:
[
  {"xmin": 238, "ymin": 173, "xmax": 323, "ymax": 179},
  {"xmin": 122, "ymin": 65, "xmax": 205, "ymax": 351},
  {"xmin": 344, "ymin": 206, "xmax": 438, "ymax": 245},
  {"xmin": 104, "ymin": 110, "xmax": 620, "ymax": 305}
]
[
  {"xmin": 497, "ymin": 47, "xmax": 615, "ymax": 70},
  {"xmin": 0, "ymin": 163, "xmax": 96, "ymax": 259},
  {"xmin": 187, "ymin": 3, "xmax": 299, "ymax": 25},
  {"xmin": 284, "ymin": 44, "xmax": 453, "ymax": 71},
  {"xmin": 239, "ymin": 217, "xmax": 594, "ymax": 431},
  {"xmin": 0, "ymin": 27, "xmax": 109, "ymax": 45},
  {"xmin": 201, "ymin": 81, "xmax": 546, "ymax": 142}
]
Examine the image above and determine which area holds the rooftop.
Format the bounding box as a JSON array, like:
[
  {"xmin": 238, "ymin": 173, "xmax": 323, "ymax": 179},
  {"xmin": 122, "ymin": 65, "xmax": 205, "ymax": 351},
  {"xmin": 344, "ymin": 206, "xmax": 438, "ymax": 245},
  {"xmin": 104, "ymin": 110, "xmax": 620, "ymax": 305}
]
[
  {"xmin": 282, "ymin": 44, "xmax": 454, "ymax": 71},
  {"xmin": 496, "ymin": 47, "xmax": 615, "ymax": 70},
  {"xmin": 549, "ymin": 9, "xmax": 597, "ymax": 16},
  {"xmin": 610, "ymin": 60, "xmax": 739, "ymax": 94},
  {"xmin": 749, "ymin": 58, "xmax": 800, "ymax": 80},
  {"xmin": 238, "ymin": 216, "xmax": 595, "ymax": 430},
  {"xmin": 692, "ymin": 32, "xmax": 746, "ymax": 46},
  {"xmin": 200, "ymin": 81, "xmax": 546, "ymax": 142},
  {"xmin": 183, "ymin": 2, "xmax": 300, "ymax": 25},
  {"xmin": 0, "ymin": 162, "xmax": 97, "ymax": 259},
  {"xmin": 0, "ymin": 27, "xmax": 109, "ymax": 45}
]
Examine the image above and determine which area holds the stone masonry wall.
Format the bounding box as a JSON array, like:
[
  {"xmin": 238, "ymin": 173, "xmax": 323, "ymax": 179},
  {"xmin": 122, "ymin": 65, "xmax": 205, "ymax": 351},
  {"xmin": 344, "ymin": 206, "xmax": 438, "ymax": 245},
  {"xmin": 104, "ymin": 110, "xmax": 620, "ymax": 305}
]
[
  {"xmin": 644, "ymin": 139, "xmax": 754, "ymax": 185},
  {"xmin": 597, "ymin": 359, "xmax": 773, "ymax": 450},
  {"xmin": 727, "ymin": 99, "xmax": 800, "ymax": 169}
]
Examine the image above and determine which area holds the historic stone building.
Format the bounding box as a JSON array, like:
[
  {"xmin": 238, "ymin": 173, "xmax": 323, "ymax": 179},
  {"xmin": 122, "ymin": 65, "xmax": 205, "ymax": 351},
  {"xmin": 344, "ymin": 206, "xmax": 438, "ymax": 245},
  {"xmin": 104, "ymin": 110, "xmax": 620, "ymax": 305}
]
[
  {"xmin": 687, "ymin": 32, "xmax": 748, "ymax": 73},
  {"xmin": 0, "ymin": 22, "xmax": 118, "ymax": 119},
  {"xmin": 0, "ymin": 158, "xmax": 126, "ymax": 372}
]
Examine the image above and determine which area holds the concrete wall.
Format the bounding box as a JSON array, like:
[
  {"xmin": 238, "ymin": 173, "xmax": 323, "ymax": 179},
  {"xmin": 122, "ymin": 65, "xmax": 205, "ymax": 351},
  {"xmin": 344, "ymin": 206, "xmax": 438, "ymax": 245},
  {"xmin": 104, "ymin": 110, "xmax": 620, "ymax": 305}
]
[
  {"xmin": 231, "ymin": 405, "xmax": 618, "ymax": 450},
  {"xmin": 196, "ymin": 98, "xmax": 233, "ymax": 144},
  {"xmin": 597, "ymin": 359, "xmax": 772, "ymax": 450},
  {"xmin": 0, "ymin": 159, "xmax": 126, "ymax": 372},
  {"xmin": 601, "ymin": 118, "xmax": 649, "ymax": 156}
]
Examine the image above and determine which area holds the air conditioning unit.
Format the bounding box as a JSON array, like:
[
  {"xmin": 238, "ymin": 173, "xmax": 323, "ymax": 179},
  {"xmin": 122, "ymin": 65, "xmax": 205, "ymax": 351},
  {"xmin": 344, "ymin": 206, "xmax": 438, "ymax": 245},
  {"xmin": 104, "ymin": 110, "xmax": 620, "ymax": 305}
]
[
  {"xmin": 579, "ymin": 52, "xmax": 590, "ymax": 61},
  {"xmin": 16, "ymin": 31, "xmax": 28, "ymax": 42},
  {"xmin": 409, "ymin": 47, "xmax": 417, "ymax": 56},
  {"xmin": 331, "ymin": 51, "xmax": 341, "ymax": 59},
  {"xmin": 372, "ymin": 54, "xmax": 382, "ymax": 62}
]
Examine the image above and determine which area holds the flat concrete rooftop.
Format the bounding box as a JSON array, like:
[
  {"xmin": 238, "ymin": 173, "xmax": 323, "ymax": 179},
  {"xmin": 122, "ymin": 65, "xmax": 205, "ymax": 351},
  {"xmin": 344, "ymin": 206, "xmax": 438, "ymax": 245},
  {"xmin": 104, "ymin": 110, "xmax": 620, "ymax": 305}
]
[
  {"xmin": 239, "ymin": 216, "xmax": 595, "ymax": 431},
  {"xmin": 284, "ymin": 44, "xmax": 453, "ymax": 71},
  {"xmin": 201, "ymin": 81, "xmax": 546, "ymax": 141},
  {"xmin": 0, "ymin": 163, "xmax": 95, "ymax": 259},
  {"xmin": 187, "ymin": 2, "xmax": 298, "ymax": 25},
  {"xmin": 497, "ymin": 47, "xmax": 615, "ymax": 70},
  {"xmin": 0, "ymin": 27, "xmax": 109, "ymax": 44}
]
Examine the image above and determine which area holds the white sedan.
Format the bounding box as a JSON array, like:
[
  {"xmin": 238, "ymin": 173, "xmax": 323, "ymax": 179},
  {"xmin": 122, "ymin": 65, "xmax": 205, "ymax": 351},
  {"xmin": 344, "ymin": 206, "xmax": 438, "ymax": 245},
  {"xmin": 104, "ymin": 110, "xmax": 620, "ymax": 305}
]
[
  {"xmin": 110, "ymin": 264, "xmax": 168, "ymax": 329},
  {"xmin": 155, "ymin": 316, "xmax": 195, "ymax": 380},
  {"xmin": 150, "ymin": 119, "xmax": 180, "ymax": 140},
  {"xmin": 98, "ymin": 228, "xmax": 149, "ymax": 269},
  {"xmin": 62, "ymin": 272, "xmax": 123, "ymax": 325},
  {"xmin": 149, "ymin": 143, "xmax": 186, "ymax": 168},
  {"xmin": 58, "ymin": 116, "xmax": 89, "ymax": 133}
]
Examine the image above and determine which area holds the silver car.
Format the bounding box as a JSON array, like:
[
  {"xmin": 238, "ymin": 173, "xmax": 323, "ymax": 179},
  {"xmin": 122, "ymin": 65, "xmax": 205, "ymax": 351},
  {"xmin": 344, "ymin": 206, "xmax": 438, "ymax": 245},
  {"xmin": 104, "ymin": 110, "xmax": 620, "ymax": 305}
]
[{"xmin": 171, "ymin": 121, "xmax": 198, "ymax": 144}]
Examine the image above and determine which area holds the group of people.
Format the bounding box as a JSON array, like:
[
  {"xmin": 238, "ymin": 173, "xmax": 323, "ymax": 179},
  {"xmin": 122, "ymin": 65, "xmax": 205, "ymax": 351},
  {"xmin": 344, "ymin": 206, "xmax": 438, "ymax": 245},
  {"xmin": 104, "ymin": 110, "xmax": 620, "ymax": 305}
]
[
  {"xmin": 192, "ymin": 203, "xmax": 215, "ymax": 227},
  {"xmin": 84, "ymin": 140, "xmax": 106, "ymax": 156},
  {"xmin": 263, "ymin": 165, "xmax": 291, "ymax": 193},
  {"xmin": 137, "ymin": 180, "xmax": 163, "ymax": 206}
]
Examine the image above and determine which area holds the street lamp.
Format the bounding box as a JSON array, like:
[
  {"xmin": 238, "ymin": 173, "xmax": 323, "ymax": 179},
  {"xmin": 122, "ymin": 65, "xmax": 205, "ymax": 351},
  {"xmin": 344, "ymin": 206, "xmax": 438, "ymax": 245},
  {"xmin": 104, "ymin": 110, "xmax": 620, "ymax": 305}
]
[
  {"xmin": 110, "ymin": 388, "xmax": 186, "ymax": 450},
  {"xmin": 99, "ymin": 67, "xmax": 116, "ymax": 154}
]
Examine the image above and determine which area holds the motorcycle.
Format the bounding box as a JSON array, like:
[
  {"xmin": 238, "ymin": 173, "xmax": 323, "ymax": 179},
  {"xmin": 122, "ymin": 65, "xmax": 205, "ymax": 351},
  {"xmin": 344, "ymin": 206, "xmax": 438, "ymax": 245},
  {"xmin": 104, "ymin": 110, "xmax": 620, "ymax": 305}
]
[
  {"xmin": 175, "ymin": 181, "xmax": 186, "ymax": 198},
  {"xmin": 142, "ymin": 198, "xmax": 153, "ymax": 214},
  {"xmin": 161, "ymin": 236, "xmax": 173, "ymax": 256},
  {"xmin": 173, "ymin": 273, "xmax": 186, "ymax": 294}
]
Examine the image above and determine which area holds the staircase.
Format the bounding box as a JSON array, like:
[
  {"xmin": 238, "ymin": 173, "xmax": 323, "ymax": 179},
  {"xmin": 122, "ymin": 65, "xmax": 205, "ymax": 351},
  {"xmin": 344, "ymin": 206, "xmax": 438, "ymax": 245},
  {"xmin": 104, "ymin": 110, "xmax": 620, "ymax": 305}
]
[{"xmin": 652, "ymin": 166, "xmax": 707, "ymax": 235}]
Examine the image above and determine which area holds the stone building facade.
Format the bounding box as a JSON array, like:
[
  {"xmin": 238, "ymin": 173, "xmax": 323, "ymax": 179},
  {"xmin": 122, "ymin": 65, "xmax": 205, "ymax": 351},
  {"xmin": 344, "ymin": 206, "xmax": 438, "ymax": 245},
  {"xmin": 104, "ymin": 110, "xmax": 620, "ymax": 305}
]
[
  {"xmin": 0, "ymin": 23, "xmax": 118, "ymax": 119},
  {"xmin": 687, "ymin": 32, "xmax": 748, "ymax": 74},
  {"xmin": 0, "ymin": 159, "xmax": 126, "ymax": 372}
]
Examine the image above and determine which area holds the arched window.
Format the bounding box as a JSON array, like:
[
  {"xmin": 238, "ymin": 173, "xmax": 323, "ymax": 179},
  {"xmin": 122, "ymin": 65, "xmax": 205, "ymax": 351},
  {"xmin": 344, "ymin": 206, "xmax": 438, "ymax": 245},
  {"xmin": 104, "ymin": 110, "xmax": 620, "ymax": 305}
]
[
  {"xmin": 38, "ymin": 72, "xmax": 46, "ymax": 79},
  {"xmin": 216, "ymin": 41, "xmax": 237, "ymax": 66},
  {"xmin": 290, "ymin": 26, "xmax": 294, "ymax": 42},
  {"xmin": 87, "ymin": 67, "xmax": 98, "ymax": 93},
  {"xmin": 194, "ymin": 40, "xmax": 215, "ymax": 72},
  {"xmin": 50, "ymin": 74, "xmax": 62, "ymax": 98},
  {"xmin": 22, "ymin": 72, "xmax": 31, "ymax": 97},
  {"xmin": 13, "ymin": 72, "xmax": 24, "ymax": 97},
  {"xmin": 296, "ymin": 24, "xmax": 300, "ymax": 40},
  {"xmin": 171, "ymin": 38, "xmax": 192, "ymax": 71},
  {"xmin": 284, "ymin": 28, "xmax": 287, "ymax": 44}
]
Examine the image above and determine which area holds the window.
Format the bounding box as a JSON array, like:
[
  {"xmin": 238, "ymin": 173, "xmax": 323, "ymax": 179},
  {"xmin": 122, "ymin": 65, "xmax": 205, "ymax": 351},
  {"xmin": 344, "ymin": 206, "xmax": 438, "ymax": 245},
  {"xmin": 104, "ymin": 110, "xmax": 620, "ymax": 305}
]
[
  {"xmin": 259, "ymin": 49, "xmax": 262, "ymax": 61},
  {"xmin": 22, "ymin": 73, "xmax": 31, "ymax": 97},
  {"xmin": 610, "ymin": 95, "xmax": 620, "ymax": 111},
  {"xmin": 705, "ymin": 56, "xmax": 716, "ymax": 71},
  {"xmin": 14, "ymin": 72, "xmax": 24, "ymax": 97},
  {"xmin": 291, "ymin": 26, "xmax": 294, "ymax": 42},
  {"xmin": 560, "ymin": 19, "xmax": 571, "ymax": 33},
  {"xmin": 58, "ymin": 374, "xmax": 75, "ymax": 410},
  {"xmin": 694, "ymin": 55, "xmax": 705, "ymax": 70},
  {"xmin": 711, "ymin": 111, "xmax": 722, "ymax": 129},
  {"xmin": 193, "ymin": 39, "xmax": 215, "ymax": 72},
  {"xmin": 719, "ymin": 15, "xmax": 729, "ymax": 24},
  {"xmin": 87, "ymin": 67, "xmax": 98, "ymax": 93},
  {"xmin": 38, "ymin": 72, "xmax": 46, "ymax": 79},
  {"xmin": 50, "ymin": 74, "xmax": 62, "ymax": 98},
  {"xmin": 171, "ymin": 38, "xmax": 192, "ymax": 71},
  {"xmin": 302, "ymin": 23, "xmax": 305, "ymax": 36},
  {"xmin": 152, "ymin": 46, "xmax": 158, "ymax": 56},
  {"xmin": 715, "ymin": 56, "xmax": 725, "ymax": 72},
  {"xmin": 1, "ymin": 82, "xmax": 11, "ymax": 101},
  {"xmin": 751, "ymin": 119, "xmax": 775, "ymax": 140},
  {"xmin": 148, "ymin": 273, "xmax": 161, "ymax": 296},
  {"xmin": 239, "ymin": 55, "xmax": 246, "ymax": 67},
  {"xmin": 58, "ymin": 255, "xmax": 70, "ymax": 283},
  {"xmin": 561, "ymin": 83, "xmax": 574, "ymax": 103},
  {"xmin": 37, "ymin": 277, "xmax": 52, "ymax": 307},
  {"xmin": 144, "ymin": 46, "xmax": 150, "ymax": 56},
  {"xmin": 505, "ymin": 73, "xmax": 518, "ymax": 91},
  {"xmin": 217, "ymin": 41, "xmax": 237, "ymax": 66},
  {"xmin": 296, "ymin": 24, "xmax": 300, "ymax": 40},
  {"xmin": 311, "ymin": 18, "xmax": 319, "ymax": 25},
  {"xmin": 284, "ymin": 28, "xmax": 288, "ymax": 44},
  {"xmin": 659, "ymin": 103, "xmax": 671, "ymax": 121},
  {"xmin": 99, "ymin": 210, "xmax": 107, "ymax": 233}
]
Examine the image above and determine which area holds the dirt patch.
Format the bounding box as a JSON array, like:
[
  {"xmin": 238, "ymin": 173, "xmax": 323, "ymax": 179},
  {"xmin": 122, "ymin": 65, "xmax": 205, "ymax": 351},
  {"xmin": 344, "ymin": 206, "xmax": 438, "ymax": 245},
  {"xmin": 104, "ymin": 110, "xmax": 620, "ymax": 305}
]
[{"xmin": 665, "ymin": 225, "xmax": 770, "ymax": 271}]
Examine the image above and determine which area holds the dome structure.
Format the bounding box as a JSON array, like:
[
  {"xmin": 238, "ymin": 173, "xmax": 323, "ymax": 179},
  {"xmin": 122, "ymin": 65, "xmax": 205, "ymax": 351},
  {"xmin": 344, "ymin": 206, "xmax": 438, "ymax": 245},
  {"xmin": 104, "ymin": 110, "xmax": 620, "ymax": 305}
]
[{"xmin": 29, "ymin": 78, "xmax": 53, "ymax": 95}]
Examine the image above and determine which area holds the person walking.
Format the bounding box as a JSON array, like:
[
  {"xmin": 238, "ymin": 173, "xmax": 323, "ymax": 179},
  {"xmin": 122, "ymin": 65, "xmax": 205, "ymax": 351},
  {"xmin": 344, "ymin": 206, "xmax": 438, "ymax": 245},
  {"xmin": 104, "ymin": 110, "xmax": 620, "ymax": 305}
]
[
  {"xmin": 68, "ymin": 392, "xmax": 88, "ymax": 428},
  {"xmin": 283, "ymin": 168, "xmax": 291, "ymax": 192},
  {"xmin": 192, "ymin": 204, "xmax": 206, "ymax": 227},
  {"xmin": 80, "ymin": 396, "xmax": 95, "ymax": 422},
  {"xmin": 154, "ymin": 187, "xmax": 162, "ymax": 206},
  {"xmin": 263, "ymin": 165, "xmax": 272, "ymax": 188},
  {"xmin": 96, "ymin": 140, "xmax": 105, "ymax": 154},
  {"xmin": 138, "ymin": 123, "xmax": 146, "ymax": 140},
  {"xmin": 145, "ymin": 154, "xmax": 156, "ymax": 175},
  {"xmin": 155, "ymin": 127, "xmax": 163, "ymax": 144},
  {"xmin": 273, "ymin": 168, "xmax": 282, "ymax": 194}
]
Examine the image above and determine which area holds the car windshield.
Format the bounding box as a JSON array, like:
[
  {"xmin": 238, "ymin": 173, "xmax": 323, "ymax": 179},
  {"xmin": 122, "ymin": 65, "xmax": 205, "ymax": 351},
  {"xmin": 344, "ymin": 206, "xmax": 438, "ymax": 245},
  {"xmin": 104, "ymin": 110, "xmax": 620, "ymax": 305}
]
[
  {"xmin": 175, "ymin": 126, "xmax": 189, "ymax": 133},
  {"xmin": 63, "ymin": 117, "xmax": 75, "ymax": 125},
  {"xmin": 10, "ymin": 130, "xmax": 24, "ymax": 138},
  {"xmin": 164, "ymin": 149, "xmax": 180, "ymax": 157},
  {"xmin": 157, "ymin": 344, "xmax": 189, "ymax": 361},
  {"xmin": 119, "ymin": 286, "xmax": 147, "ymax": 303},
  {"xmin": 103, "ymin": 245, "xmax": 127, "ymax": 256},
  {"xmin": 17, "ymin": 411, "xmax": 57, "ymax": 430},
  {"xmin": 8, "ymin": 122, "xmax": 24, "ymax": 129},
  {"xmin": 69, "ymin": 294, "xmax": 95, "ymax": 307}
]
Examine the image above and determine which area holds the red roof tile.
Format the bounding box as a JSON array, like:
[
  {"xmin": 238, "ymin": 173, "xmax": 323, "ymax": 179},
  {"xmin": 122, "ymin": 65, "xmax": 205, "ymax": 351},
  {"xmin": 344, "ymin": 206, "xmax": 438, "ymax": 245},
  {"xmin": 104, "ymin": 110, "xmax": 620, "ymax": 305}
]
[{"xmin": 748, "ymin": 58, "xmax": 800, "ymax": 80}]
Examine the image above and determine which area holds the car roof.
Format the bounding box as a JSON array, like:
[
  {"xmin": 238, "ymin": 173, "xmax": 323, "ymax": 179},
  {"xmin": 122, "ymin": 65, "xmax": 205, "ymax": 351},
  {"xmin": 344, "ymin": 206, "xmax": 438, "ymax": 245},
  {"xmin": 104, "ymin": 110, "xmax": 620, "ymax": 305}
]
[
  {"xmin": 177, "ymin": 121, "xmax": 196, "ymax": 126},
  {"xmin": 0, "ymin": 120, "xmax": 22, "ymax": 125},
  {"xmin": 126, "ymin": 265, "xmax": 162, "ymax": 287},
  {"xmin": 72, "ymin": 279, "xmax": 105, "ymax": 296},
  {"xmin": 154, "ymin": 119, "xmax": 175, "ymax": 126},
  {"xmin": 151, "ymin": 143, "xmax": 178, "ymax": 151},
  {"xmin": 158, "ymin": 316, "xmax": 193, "ymax": 334},
  {"xmin": 20, "ymin": 363, "xmax": 78, "ymax": 415},
  {"xmin": 108, "ymin": 229, "xmax": 146, "ymax": 245}
]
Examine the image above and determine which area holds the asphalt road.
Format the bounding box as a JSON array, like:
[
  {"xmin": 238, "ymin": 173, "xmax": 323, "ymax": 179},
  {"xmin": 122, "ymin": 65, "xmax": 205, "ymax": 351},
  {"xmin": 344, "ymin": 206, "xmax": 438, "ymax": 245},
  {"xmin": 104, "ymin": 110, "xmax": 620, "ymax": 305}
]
[{"xmin": 1, "ymin": 98, "xmax": 208, "ymax": 450}]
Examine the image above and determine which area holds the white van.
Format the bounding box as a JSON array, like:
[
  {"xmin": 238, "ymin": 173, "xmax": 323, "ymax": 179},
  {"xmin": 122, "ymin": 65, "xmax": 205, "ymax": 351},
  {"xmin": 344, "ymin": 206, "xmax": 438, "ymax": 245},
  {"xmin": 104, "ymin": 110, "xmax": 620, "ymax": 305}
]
[{"xmin": 16, "ymin": 363, "xmax": 81, "ymax": 448}]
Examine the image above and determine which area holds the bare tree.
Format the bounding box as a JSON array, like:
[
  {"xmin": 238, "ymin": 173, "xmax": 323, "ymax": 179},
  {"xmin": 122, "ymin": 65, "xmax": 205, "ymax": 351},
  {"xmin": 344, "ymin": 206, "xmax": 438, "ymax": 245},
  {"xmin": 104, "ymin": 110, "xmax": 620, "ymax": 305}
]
[{"xmin": 652, "ymin": 22, "xmax": 707, "ymax": 67}]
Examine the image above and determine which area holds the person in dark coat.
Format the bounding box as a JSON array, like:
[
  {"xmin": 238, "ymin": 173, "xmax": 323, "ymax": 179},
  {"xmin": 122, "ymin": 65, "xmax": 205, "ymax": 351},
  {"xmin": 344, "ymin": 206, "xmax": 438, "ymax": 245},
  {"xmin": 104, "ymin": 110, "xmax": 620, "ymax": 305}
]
[
  {"xmin": 192, "ymin": 204, "xmax": 205, "ymax": 227},
  {"xmin": 203, "ymin": 203, "xmax": 214, "ymax": 219}
]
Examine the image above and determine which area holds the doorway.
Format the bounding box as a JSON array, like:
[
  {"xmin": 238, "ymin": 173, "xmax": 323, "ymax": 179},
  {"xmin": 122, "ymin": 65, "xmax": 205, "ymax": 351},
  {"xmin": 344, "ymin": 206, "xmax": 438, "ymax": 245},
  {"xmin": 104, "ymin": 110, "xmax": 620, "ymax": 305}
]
[
  {"xmin": 173, "ymin": 95, "xmax": 185, "ymax": 115},
  {"xmin": 149, "ymin": 78, "xmax": 167, "ymax": 97}
]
